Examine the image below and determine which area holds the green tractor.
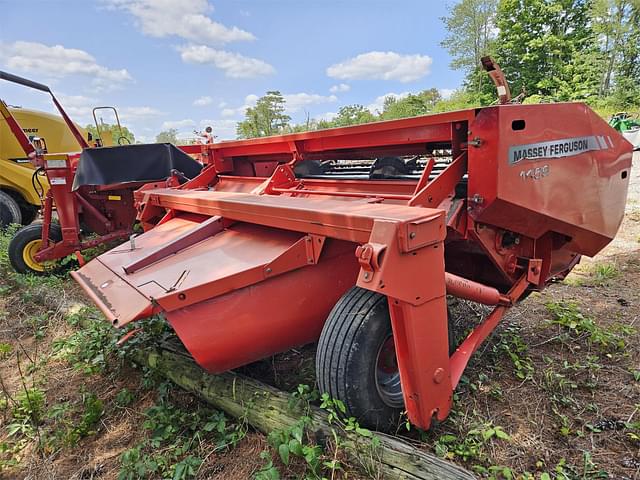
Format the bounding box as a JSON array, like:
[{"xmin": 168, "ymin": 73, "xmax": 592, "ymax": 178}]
[{"xmin": 609, "ymin": 112, "xmax": 640, "ymax": 150}]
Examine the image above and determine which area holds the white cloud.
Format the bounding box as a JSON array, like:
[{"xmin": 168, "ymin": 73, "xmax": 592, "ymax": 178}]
[
  {"xmin": 47, "ymin": 96, "xmax": 161, "ymax": 131},
  {"xmin": 179, "ymin": 45, "xmax": 275, "ymax": 78},
  {"xmin": 161, "ymin": 119, "xmax": 196, "ymax": 130},
  {"xmin": 244, "ymin": 94, "xmax": 259, "ymax": 105},
  {"xmin": 105, "ymin": 0, "xmax": 254, "ymax": 45},
  {"xmin": 327, "ymin": 51, "xmax": 432, "ymax": 83},
  {"xmin": 283, "ymin": 93, "xmax": 337, "ymax": 113},
  {"xmin": 193, "ymin": 95, "xmax": 213, "ymax": 106},
  {"xmin": 56, "ymin": 94, "xmax": 99, "ymax": 124},
  {"xmin": 367, "ymin": 92, "xmax": 411, "ymax": 114},
  {"xmin": 119, "ymin": 106, "xmax": 164, "ymax": 122},
  {"xmin": 220, "ymin": 93, "xmax": 258, "ymax": 118},
  {"xmin": 0, "ymin": 41, "xmax": 131, "ymax": 89},
  {"xmin": 329, "ymin": 83, "xmax": 350, "ymax": 93},
  {"xmin": 439, "ymin": 88, "xmax": 455, "ymax": 99},
  {"xmin": 218, "ymin": 101, "xmax": 228, "ymax": 108},
  {"xmin": 316, "ymin": 112, "xmax": 337, "ymax": 122},
  {"xmin": 221, "ymin": 108, "xmax": 239, "ymax": 118}
]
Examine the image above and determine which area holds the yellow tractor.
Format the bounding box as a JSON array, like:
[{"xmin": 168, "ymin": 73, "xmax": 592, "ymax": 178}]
[
  {"xmin": 0, "ymin": 103, "xmax": 87, "ymax": 225},
  {"xmin": 0, "ymin": 71, "xmax": 127, "ymax": 227}
]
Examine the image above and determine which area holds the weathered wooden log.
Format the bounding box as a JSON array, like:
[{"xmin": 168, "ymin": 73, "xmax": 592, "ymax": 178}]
[{"xmin": 133, "ymin": 346, "xmax": 475, "ymax": 480}]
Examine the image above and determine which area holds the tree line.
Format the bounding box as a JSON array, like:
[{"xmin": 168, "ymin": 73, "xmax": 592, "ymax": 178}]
[{"xmin": 234, "ymin": 0, "xmax": 639, "ymax": 139}]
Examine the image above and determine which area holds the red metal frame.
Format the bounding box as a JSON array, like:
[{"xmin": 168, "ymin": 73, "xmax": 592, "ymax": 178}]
[
  {"xmin": 1, "ymin": 71, "xmax": 190, "ymax": 267},
  {"xmin": 31, "ymin": 152, "xmax": 182, "ymax": 264},
  {"xmin": 73, "ymin": 101, "xmax": 632, "ymax": 430}
]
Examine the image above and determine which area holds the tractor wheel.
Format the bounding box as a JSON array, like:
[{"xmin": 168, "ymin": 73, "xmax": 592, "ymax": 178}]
[
  {"xmin": 18, "ymin": 203, "xmax": 39, "ymax": 225},
  {"xmin": 3, "ymin": 191, "xmax": 38, "ymax": 225},
  {"xmin": 8, "ymin": 223, "xmax": 62, "ymax": 275},
  {"xmin": 316, "ymin": 286, "xmax": 455, "ymax": 431},
  {"xmin": 0, "ymin": 191, "xmax": 22, "ymax": 228}
]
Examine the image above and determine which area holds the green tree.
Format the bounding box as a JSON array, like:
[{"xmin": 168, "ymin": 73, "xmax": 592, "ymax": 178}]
[
  {"xmin": 379, "ymin": 89, "xmax": 443, "ymax": 120},
  {"xmin": 331, "ymin": 105, "xmax": 376, "ymax": 127},
  {"xmin": 85, "ymin": 123, "xmax": 135, "ymax": 145},
  {"xmin": 493, "ymin": 0, "xmax": 600, "ymax": 101},
  {"xmin": 613, "ymin": 9, "xmax": 640, "ymax": 107},
  {"xmin": 433, "ymin": 89, "xmax": 479, "ymax": 112},
  {"xmin": 236, "ymin": 91, "xmax": 291, "ymax": 138},
  {"xmin": 592, "ymin": 0, "xmax": 640, "ymax": 105},
  {"xmin": 440, "ymin": 0, "xmax": 498, "ymax": 94},
  {"xmin": 156, "ymin": 128, "xmax": 179, "ymax": 144}
]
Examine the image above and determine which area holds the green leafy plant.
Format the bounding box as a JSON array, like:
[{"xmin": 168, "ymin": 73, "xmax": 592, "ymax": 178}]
[
  {"xmin": 434, "ymin": 422, "xmax": 511, "ymax": 462},
  {"xmin": 115, "ymin": 388, "xmax": 136, "ymax": 408},
  {"xmin": 0, "ymin": 342, "xmax": 12, "ymax": 360},
  {"xmin": 118, "ymin": 398, "xmax": 242, "ymax": 480},
  {"xmin": 45, "ymin": 392, "xmax": 104, "ymax": 449},
  {"xmin": 546, "ymin": 301, "xmax": 634, "ymax": 351},
  {"xmin": 10, "ymin": 387, "xmax": 46, "ymax": 432},
  {"xmin": 254, "ymin": 450, "xmax": 281, "ymax": 480},
  {"xmin": 266, "ymin": 417, "xmax": 323, "ymax": 477},
  {"xmin": 52, "ymin": 307, "xmax": 118, "ymax": 373},
  {"xmin": 492, "ymin": 325, "xmax": 534, "ymax": 380}
]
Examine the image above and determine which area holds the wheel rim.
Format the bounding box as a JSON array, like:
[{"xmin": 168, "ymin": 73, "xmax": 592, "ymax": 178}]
[
  {"xmin": 375, "ymin": 335, "xmax": 403, "ymax": 407},
  {"xmin": 22, "ymin": 239, "xmax": 45, "ymax": 272}
]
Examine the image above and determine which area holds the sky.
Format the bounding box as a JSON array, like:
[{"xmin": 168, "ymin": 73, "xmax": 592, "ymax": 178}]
[{"xmin": 0, "ymin": 0, "xmax": 464, "ymax": 143}]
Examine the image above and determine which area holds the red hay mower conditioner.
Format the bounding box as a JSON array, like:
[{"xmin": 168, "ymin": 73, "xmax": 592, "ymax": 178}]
[
  {"xmin": 72, "ymin": 62, "xmax": 632, "ymax": 431},
  {"xmin": 0, "ymin": 71, "xmax": 202, "ymax": 274}
]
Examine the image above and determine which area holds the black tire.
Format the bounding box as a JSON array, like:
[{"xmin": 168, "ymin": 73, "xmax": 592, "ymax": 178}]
[
  {"xmin": 316, "ymin": 287, "xmax": 395, "ymax": 430},
  {"xmin": 3, "ymin": 191, "xmax": 38, "ymax": 225},
  {"xmin": 8, "ymin": 223, "xmax": 62, "ymax": 275},
  {"xmin": 316, "ymin": 287, "xmax": 455, "ymax": 431},
  {"xmin": 0, "ymin": 190, "xmax": 22, "ymax": 228},
  {"xmin": 18, "ymin": 203, "xmax": 39, "ymax": 225}
]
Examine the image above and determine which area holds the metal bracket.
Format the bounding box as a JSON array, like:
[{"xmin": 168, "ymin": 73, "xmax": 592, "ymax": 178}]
[
  {"xmin": 355, "ymin": 242, "xmax": 386, "ymax": 281},
  {"xmin": 527, "ymin": 258, "xmax": 543, "ymax": 284}
]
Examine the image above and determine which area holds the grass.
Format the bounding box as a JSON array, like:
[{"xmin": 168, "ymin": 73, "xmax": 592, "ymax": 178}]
[
  {"xmin": 591, "ymin": 263, "xmax": 620, "ymax": 285},
  {"xmin": 545, "ymin": 301, "xmax": 634, "ymax": 352},
  {"xmin": 563, "ymin": 262, "xmax": 620, "ymax": 287}
]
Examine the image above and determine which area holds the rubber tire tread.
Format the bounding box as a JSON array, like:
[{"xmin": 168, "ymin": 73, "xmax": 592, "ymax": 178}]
[
  {"xmin": 0, "ymin": 190, "xmax": 22, "ymax": 228},
  {"xmin": 19, "ymin": 204, "xmax": 39, "ymax": 225},
  {"xmin": 316, "ymin": 286, "xmax": 401, "ymax": 430},
  {"xmin": 317, "ymin": 286, "xmax": 371, "ymax": 406},
  {"xmin": 8, "ymin": 223, "xmax": 62, "ymax": 275}
]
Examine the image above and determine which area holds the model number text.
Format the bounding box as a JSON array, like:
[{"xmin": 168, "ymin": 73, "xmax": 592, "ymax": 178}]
[{"xmin": 520, "ymin": 165, "xmax": 550, "ymax": 180}]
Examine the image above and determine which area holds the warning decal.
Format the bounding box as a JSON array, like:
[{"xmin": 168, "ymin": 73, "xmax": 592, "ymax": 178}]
[{"xmin": 509, "ymin": 135, "xmax": 611, "ymax": 164}]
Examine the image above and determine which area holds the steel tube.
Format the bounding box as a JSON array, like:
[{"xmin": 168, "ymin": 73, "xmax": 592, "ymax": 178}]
[{"xmin": 445, "ymin": 272, "xmax": 508, "ymax": 305}]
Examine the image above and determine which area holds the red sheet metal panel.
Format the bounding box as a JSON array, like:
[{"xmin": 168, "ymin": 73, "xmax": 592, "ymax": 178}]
[
  {"xmin": 468, "ymin": 103, "xmax": 632, "ymax": 256},
  {"xmin": 141, "ymin": 189, "xmax": 443, "ymax": 243},
  {"xmin": 165, "ymin": 241, "xmax": 359, "ymax": 373}
]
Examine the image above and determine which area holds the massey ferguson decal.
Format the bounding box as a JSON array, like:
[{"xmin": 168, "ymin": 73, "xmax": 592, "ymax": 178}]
[{"xmin": 509, "ymin": 135, "xmax": 611, "ymax": 164}]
